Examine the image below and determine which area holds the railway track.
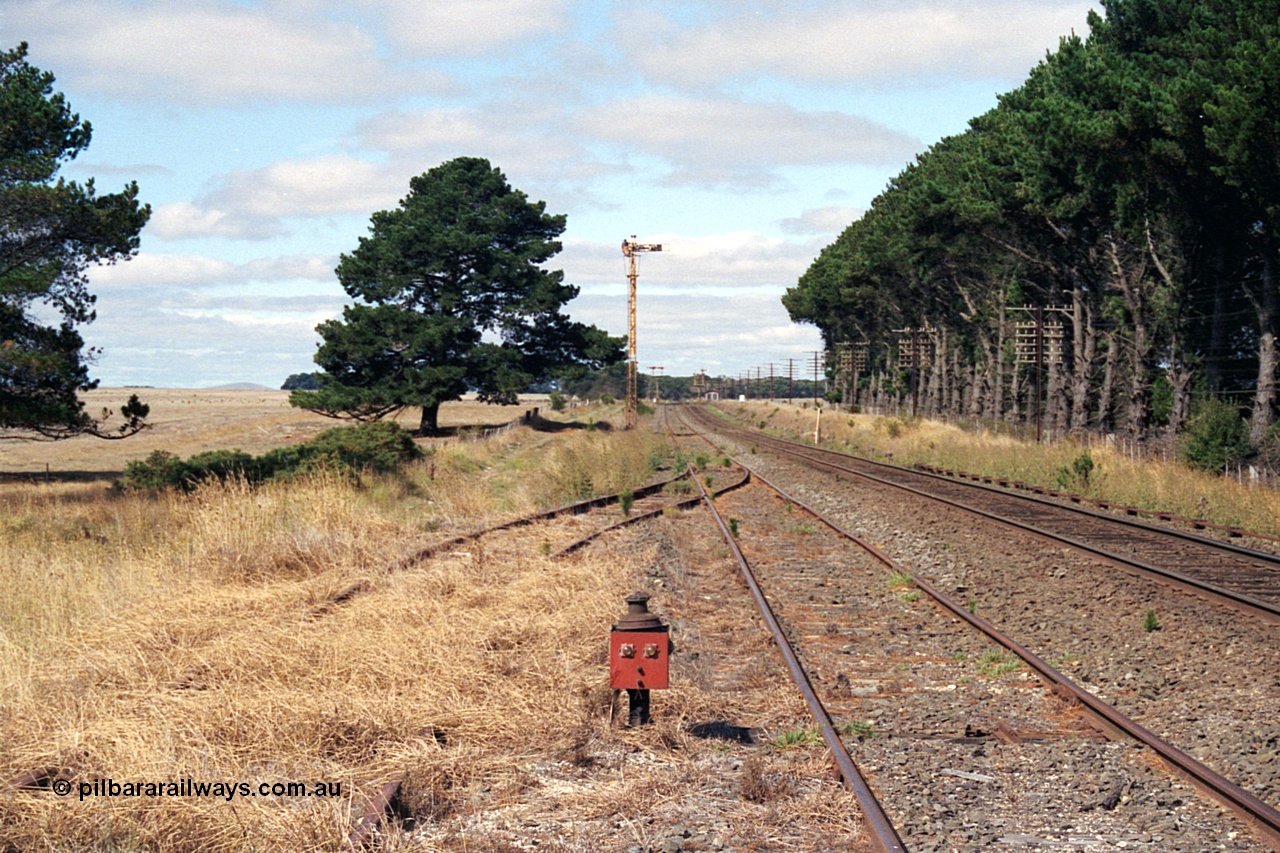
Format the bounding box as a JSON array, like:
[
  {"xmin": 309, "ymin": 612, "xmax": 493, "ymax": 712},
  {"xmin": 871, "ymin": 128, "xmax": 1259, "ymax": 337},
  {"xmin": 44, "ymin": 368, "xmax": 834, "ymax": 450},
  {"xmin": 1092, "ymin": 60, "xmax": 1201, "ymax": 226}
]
[
  {"xmin": 669, "ymin": 404, "xmax": 1280, "ymax": 851},
  {"xmin": 683, "ymin": 404, "xmax": 1280, "ymax": 624},
  {"xmin": 17, "ymin": 410, "xmax": 1275, "ymax": 850}
]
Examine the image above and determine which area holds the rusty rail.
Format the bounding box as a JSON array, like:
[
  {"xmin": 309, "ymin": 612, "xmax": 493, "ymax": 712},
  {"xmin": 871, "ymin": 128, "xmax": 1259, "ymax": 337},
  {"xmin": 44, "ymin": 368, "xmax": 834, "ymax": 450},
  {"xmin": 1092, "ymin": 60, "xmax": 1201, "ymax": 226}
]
[
  {"xmin": 915, "ymin": 462, "xmax": 1280, "ymax": 546},
  {"xmin": 712, "ymin": 444, "xmax": 1280, "ymax": 852},
  {"xmin": 686, "ymin": 406, "xmax": 1280, "ymax": 625},
  {"xmin": 552, "ymin": 466, "xmax": 750, "ymax": 557},
  {"xmin": 387, "ymin": 468, "xmax": 691, "ymax": 572},
  {"xmin": 689, "ymin": 465, "xmax": 908, "ymax": 853}
]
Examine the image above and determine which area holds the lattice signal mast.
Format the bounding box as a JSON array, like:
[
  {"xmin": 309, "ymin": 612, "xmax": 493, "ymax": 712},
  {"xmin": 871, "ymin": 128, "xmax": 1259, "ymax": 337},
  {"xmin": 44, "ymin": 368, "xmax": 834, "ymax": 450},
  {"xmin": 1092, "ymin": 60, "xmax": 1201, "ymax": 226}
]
[{"xmin": 622, "ymin": 235, "xmax": 664, "ymax": 430}]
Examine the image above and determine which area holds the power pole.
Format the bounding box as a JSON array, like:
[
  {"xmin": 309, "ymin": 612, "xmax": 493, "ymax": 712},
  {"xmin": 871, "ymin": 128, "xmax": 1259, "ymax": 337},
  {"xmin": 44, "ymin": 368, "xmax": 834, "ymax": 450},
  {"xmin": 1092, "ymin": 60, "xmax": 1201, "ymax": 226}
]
[
  {"xmin": 1012, "ymin": 305, "xmax": 1068, "ymax": 443},
  {"xmin": 911, "ymin": 329, "xmax": 919, "ymax": 417},
  {"xmin": 621, "ymin": 235, "xmax": 664, "ymax": 430},
  {"xmin": 808, "ymin": 352, "xmax": 824, "ymax": 405}
]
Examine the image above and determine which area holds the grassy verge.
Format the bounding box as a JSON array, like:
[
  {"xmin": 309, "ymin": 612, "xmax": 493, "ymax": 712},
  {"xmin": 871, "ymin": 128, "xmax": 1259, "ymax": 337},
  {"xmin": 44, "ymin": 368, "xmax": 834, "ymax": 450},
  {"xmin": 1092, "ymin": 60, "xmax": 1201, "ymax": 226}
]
[
  {"xmin": 0, "ymin": 417, "xmax": 676, "ymax": 851},
  {"xmin": 714, "ymin": 401, "xmax": 1280, "ymax": 538}
]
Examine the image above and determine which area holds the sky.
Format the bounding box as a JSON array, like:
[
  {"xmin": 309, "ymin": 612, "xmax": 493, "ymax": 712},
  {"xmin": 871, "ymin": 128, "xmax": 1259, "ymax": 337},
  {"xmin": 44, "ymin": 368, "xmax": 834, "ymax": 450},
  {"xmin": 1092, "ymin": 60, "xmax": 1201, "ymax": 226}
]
[{"xmin": 2, "ymin": 0, "xmax": 1098, "ymax": 389}]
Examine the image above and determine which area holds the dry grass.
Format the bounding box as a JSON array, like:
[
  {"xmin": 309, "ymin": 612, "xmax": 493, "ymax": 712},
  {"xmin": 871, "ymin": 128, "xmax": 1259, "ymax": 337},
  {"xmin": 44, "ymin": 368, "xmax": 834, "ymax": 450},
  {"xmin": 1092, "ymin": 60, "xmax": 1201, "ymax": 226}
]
[
  {"xmin": 718, "ymin": 401, "xmax": 1280, "ymax": 538},
  {"xmin": 0, "ymin": 416, "xmax": 668, "ymax": 851},
  {"xmin": 0, "ymin": 399, "xmax": 872, "ymax": 852}
]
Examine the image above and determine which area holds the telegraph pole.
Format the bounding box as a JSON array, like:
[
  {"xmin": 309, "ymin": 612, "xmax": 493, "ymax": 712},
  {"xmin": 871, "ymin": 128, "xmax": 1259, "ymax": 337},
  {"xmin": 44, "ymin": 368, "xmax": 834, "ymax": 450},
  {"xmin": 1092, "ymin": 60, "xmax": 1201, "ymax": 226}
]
[
  {"xmin": 621, "ymin": 235, "xmax": 664, "ymax": 430},
  {"xmin": 809, "ymin": 352, "xmax": 824, "ymax": 405}
]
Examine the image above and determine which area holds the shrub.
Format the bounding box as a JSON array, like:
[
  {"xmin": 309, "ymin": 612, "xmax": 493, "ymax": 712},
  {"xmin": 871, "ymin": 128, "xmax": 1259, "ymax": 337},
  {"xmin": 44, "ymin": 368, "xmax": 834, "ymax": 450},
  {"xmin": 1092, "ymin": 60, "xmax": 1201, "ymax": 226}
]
[
  {"xmin": 120, "ymin": 450, "xmax": 193, "ymax": 491},
  {"xmin": 1054, "ymin": 451, "xmax": 1095, "ymax": 490},
  {"xmin": 294, "ymin": 421, "xmax": 423, "ymax": 475},
  {"xmin": 121, "ymin": 449, "xmax": 260, "ymax": 491},
  {"xmin": 120, "ymin": 422, "xmax": 422, "ymax": 491},
  {"xmin": 549, "ymin": 390, "xmax": 567, "ymax": 411},
  {"xmin": 1180, "ymin": 398, "xmax": 1250, "ymax": 472}
]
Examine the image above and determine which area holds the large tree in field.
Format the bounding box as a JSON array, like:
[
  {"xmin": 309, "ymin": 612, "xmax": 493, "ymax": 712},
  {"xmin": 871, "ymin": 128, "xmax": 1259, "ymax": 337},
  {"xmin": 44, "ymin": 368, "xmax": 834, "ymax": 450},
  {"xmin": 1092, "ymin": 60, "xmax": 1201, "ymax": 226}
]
[
  {"xmin": 1, "ymin": 43, "xmax": 150, "ymax": 440},
  {"xmin": 291, "ymin": 157, "xmax": 623, "ymax": 434}
]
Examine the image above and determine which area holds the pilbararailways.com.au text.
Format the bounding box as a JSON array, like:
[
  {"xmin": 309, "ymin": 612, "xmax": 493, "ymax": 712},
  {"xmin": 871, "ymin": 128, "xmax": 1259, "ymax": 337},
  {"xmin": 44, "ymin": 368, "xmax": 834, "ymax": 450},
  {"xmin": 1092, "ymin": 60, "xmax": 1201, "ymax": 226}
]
[{"xmin": 61, "ymin": 778, "xmax": 341, "ymax": 802}]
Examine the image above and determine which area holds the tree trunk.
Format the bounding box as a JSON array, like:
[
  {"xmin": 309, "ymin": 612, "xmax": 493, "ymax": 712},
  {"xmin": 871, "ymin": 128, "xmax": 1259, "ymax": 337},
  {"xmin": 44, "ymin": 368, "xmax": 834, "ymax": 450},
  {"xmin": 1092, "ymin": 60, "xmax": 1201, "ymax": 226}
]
[
  {"xmin": 1047, "ymin": 360, "xmax": 1066, "ymax": 435},
  {"xmin": 995, "ymin": 305, "xmax": 1007, "ymax": 421},
  {"xmin": 950, "ymin": 345, "xmax": 962, "ymax": 417},
  {"xmin": 1098, "ymin": 332, "xmax": 1118, "ymax": 432},
  {"xmin": 1206, "ymin": 247, "xmax": 1230, "ymax": 394},
  {"xmin": 975, "ymin": 331, "xmax": 993, "ymax": 419},
  {"xmin": 966, "ymin": 362, "xmax": 980, "ymax": 418},
  {"xmin": 419, "ymin": 403, "xmax": 441, "ymax": 435},
  {"xmin": 1248, "ymin": 256, "xmax": 1279, "ymax": 445},
  {"xmin": 1069, "ymin": 287, "xmax": 1096, "ymax": 431},
  {"xmin": 1106, "ymin": 234, "xmax": 1154, "ymax": 437},
  {"xmin": 1168, "ymin": 360, "xmax": 1194, "ymax": 433},
  {"xmin": 1009, "ymin": 368, "xmax": 1021, "ymax": 425}
]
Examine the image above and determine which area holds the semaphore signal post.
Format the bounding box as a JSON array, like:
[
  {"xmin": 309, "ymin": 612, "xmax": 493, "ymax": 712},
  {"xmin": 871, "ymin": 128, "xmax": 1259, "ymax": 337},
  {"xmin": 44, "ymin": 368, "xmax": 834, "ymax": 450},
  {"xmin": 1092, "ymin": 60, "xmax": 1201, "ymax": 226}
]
[{"xmin": 621, "ymin": 235, "xmax": 664, "ymax": 430}]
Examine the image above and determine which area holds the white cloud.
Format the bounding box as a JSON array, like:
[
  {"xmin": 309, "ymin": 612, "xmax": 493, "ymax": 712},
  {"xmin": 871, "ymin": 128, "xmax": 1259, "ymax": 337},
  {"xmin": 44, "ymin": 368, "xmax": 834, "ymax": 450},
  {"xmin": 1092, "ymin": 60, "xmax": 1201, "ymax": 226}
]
[
  {"xmin": 575, "ymin": 95, "xmax": 920, "ymax": 187},
  {"xmin": 207, "ymin": 155, "xmax": 400, "ymax": 218},
  {"xmin": 780, "ymin": 206, "xmax": 863, "ymax": 235},
  {"xmin": 356, "ymin": 108, "xmax": 611, "ymax": 194},
  {"xmin": 91, "ymin": 252, "xmax": 338, "ymax": 288},
  {"xmin": 627, "ymin": 1, "xmax": 1095, "ymax": 86},
  {"xmin": 354, "ymin": 0, "xmax": 573, "ymax": 55},
  {"xmin": 148, "ymin": 202, "xmax": 283, "ymax": 241},
  {"xmin": 562, "ymin": 231, "xmax": 824, "ymax": 289},
  {"xmin": 148, "ymin": 155, "xmax": 409, "ymax": 240},
  {"xmin": 568, "ymin": 292, "xmax": 823, "ymax": 378},
  {"xmin": 2, "ymin": 0, "xmax": 445, "ymax": 104}
]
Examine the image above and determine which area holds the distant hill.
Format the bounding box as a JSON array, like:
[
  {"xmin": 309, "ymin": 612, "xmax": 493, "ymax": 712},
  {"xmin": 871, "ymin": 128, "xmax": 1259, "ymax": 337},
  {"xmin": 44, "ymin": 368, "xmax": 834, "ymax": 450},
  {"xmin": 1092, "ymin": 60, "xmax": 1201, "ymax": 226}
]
[{"xmin": 206, "ymin": 383, "xmax": 272, "ymax": 391}]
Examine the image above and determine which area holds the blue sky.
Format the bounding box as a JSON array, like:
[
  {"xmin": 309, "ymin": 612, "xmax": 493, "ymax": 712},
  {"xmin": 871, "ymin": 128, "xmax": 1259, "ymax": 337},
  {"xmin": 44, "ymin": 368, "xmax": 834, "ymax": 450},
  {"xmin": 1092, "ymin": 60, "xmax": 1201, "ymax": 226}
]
[{"xmin": 2, "ymin": 0, "xmax": 1097, "ymax": 388}]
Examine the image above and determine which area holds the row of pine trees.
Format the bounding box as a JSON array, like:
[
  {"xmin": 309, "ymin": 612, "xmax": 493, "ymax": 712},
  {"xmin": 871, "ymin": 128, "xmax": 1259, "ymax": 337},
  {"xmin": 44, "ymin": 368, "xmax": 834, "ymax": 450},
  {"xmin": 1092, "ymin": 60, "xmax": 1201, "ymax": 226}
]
[{"xmin": 785, "ymin": 0, "xmax": 1280, "ymax": 449}]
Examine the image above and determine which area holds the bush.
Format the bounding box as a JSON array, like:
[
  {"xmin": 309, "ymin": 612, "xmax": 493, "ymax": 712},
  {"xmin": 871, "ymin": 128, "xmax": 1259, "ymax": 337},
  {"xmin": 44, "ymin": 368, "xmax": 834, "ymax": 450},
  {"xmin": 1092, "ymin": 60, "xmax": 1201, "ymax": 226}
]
[
  {"xmin": 549, "ymin": 390, "xmax": 567, "ymax": 411},
  {"xmin": 294, "ymin": 421, "xmax": 423, "ymax": 475},
  {"xmin": 120, "ymin": 422, "xmax": 423, "ymax": 491},
  {"xmin": 120, "ymin": 450, "xmax": 194, "ymax": 491},
  {"xmin": 1180, "ymin": 398, "xmax": 1251, "ymax": 472},
  {"xmin": 1054, "ymin": 451, "xmax": 1095, "ymax": 490}
]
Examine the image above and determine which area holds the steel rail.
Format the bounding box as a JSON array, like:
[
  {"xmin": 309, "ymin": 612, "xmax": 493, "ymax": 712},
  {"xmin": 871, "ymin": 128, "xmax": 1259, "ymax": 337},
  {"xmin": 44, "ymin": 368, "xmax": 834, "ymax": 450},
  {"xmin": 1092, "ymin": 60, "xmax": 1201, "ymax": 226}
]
[
  {"xmin": 696, "ymin": 404, "xmax": 1280, "ymax": 570},
  {"xmin": 687, "ymin": 407, "xmax": 1280, "ymax": 624},
  {"xmin": 729, "ymin": 455, "xmax": 1280, "ymax": 853},
  {"xmin": 689, "ymin": 466, "xmax": 908, "ymax": 853},
  {"xmin": 386, "ymin": 468, "xmax": 692, "ymax": 571},
  {"xmin": 688, "ymin": 405, "xmax": 1280, "ymax": 564},
  {"xmin": 676, "ymin": 408, "xmax": 1280, "ymax": 851},
  {"xmin": 914, "ymin": 462, "xmax": 1280, "ymax": 546},
  {"xmin": 552, "ymin": 465, "xmax": 751, "ymax": 557}
]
